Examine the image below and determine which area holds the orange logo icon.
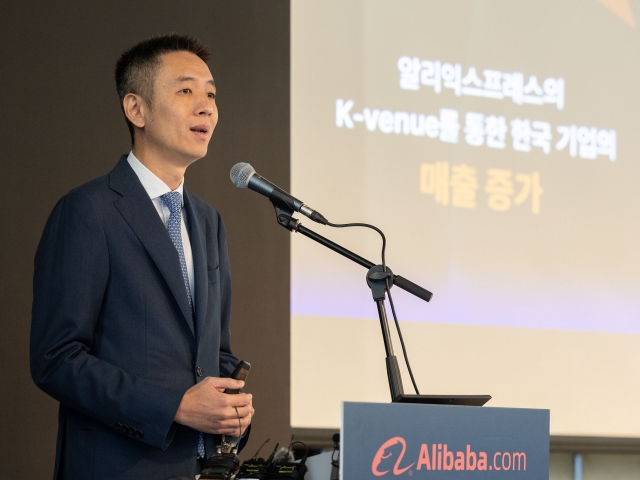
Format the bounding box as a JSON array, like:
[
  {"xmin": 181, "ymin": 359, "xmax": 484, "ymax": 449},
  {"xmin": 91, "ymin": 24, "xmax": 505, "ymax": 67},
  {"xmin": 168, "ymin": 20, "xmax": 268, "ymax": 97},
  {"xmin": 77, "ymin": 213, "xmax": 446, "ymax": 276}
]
[{"xmin": 371, "ymin": 437, "xmax": 416, "ymax": 476}]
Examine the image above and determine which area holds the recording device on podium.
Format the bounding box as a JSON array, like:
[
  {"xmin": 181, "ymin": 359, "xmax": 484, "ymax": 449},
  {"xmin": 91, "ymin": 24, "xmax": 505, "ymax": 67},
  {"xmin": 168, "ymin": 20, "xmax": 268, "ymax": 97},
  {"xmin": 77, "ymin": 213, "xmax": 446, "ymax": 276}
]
[
  {"xmin": 198, "ymin": 435, "xmax": 309, "ymax": 480},
  {"xmin": 234, "ymin": 438, "xmax": 273, "ymax": 479},
  {"xmin": 262, "ymin": 437, "xmax": 308, "ymax": 480}
]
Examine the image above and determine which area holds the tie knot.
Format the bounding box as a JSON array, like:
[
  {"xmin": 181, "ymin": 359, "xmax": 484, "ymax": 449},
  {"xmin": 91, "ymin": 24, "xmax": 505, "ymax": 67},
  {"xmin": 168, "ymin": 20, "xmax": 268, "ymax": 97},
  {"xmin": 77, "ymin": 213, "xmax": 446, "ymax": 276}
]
[{"xmin": 161, "ymin": 191, "xmax": 182, "ymax": 214}]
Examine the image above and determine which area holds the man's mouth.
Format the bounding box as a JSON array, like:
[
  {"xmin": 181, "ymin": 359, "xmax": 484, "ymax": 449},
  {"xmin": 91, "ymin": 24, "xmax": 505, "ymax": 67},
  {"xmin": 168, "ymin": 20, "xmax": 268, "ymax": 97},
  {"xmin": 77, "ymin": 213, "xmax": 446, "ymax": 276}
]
[{"xmin": 190, "ymin": 125, "xmax": 209, "ymax": 135}]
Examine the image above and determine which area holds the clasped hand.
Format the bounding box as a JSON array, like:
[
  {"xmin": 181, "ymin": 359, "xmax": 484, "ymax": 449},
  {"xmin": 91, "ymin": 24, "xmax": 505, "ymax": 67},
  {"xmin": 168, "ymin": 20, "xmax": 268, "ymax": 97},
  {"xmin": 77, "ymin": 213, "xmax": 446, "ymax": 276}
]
[{"xmin": 174, "ymin": 377, "xmax": 253, "ymax": 436}]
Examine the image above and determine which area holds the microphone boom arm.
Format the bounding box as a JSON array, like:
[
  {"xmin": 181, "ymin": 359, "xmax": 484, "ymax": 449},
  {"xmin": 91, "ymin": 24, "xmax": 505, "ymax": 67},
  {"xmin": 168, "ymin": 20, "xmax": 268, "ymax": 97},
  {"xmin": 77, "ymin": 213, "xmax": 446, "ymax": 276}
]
[{"xmin": 272, "ymin": 202, "xmax": 433, "ymax": 303}]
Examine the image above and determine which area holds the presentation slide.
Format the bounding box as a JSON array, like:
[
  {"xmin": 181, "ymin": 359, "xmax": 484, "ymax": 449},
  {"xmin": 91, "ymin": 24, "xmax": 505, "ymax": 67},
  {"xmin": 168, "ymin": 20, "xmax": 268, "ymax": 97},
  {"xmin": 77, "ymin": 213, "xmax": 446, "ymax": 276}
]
[{"xmin": 291, "ymin": 0, "xmax": 640, "ymax": 437}]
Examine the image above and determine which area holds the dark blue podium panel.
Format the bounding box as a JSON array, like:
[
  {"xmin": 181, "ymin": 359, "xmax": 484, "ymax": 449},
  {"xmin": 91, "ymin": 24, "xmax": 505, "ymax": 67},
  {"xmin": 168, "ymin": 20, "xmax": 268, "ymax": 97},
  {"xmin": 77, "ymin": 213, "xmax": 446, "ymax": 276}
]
[{"xmin": 341, "ymin": 402, "xmax": 549, "ymax": 479}]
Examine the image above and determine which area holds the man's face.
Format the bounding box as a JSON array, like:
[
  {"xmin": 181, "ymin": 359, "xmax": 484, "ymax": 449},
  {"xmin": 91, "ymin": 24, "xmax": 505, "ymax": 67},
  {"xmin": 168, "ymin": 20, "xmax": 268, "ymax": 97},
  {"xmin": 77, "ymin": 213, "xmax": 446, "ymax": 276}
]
[{"xmin": 143, "ymin": 51, "xmax": 218, "ymax": 164}]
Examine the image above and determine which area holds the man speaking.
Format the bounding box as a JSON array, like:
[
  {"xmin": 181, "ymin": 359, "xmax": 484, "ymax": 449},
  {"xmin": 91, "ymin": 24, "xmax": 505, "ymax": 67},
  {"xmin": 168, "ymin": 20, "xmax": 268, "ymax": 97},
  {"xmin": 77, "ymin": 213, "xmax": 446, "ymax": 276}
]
[{"xmin": 30, "ymin": 34, "xmax": 253, "ymax": 479}]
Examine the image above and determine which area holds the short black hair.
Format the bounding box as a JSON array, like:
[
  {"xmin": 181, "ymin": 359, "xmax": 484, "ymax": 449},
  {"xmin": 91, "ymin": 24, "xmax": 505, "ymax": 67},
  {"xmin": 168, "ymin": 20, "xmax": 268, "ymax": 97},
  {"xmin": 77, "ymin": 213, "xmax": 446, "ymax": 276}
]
[{"xmin": 115, "ymin": 34, "xmax": 210, "ymax": 144}]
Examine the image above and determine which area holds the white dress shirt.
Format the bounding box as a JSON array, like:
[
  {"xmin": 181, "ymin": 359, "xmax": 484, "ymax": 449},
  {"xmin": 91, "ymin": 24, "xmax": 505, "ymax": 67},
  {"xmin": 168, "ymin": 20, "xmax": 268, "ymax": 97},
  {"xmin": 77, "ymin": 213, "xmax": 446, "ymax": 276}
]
[{"xmin": 127, "ymin": 152, "xmax": 195, "ymax": 303}]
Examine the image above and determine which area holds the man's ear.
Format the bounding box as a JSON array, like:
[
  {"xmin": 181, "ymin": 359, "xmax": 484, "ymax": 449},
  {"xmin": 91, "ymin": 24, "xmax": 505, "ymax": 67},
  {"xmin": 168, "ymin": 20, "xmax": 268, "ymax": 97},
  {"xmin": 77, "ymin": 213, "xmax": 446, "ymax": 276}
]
[{"xmin": 122, "ymin": 93, "xmax": 147, "ymax": 129}]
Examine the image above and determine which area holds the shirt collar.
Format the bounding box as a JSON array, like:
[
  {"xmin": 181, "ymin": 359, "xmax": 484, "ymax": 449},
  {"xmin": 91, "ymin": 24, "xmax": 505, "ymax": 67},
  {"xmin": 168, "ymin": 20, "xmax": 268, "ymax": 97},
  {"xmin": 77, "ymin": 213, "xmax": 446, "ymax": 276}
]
[{"xmin": 127, "ymin": 151, "xmax": 185, "ymax": 204}]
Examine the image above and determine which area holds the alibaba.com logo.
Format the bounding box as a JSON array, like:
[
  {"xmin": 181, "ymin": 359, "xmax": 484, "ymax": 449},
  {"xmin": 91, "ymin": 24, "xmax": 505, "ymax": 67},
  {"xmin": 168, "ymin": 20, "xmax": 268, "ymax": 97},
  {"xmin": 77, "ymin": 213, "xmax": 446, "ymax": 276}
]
[
  {"xmin": 372, "ymin": 437, "xmax": 415, "ymax": 476},
  {"xmin": 371, "ymin": 437, "xmax": 527, "ymax": 476}
]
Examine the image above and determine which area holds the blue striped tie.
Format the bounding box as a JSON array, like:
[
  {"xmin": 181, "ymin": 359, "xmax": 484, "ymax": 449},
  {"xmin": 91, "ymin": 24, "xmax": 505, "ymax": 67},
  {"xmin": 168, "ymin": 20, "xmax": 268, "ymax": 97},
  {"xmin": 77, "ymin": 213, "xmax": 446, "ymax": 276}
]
[{"xmin": 160, "ymin": 192, "xmax": 206, "ymax": 459}]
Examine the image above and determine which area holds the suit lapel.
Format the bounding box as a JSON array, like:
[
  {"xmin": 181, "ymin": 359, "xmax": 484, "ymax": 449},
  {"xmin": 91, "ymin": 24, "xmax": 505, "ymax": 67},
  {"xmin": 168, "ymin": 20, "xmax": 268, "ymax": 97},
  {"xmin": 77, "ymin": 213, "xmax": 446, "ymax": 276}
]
[
  {"xmin": 109, "ymin": 156, "xmax": 195, "ymax": 336},
  {"xmin": 184, "ymin": 190, "xmax": 208, "ymax": 344}
]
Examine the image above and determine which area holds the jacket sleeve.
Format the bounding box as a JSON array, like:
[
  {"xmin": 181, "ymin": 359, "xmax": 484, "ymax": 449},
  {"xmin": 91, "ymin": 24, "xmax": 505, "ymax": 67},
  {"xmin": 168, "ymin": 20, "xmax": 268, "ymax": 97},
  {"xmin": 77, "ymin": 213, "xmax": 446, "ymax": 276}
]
[{"xmin": 30, "ymin": 191, "xmax": 184, "ymax": 450}]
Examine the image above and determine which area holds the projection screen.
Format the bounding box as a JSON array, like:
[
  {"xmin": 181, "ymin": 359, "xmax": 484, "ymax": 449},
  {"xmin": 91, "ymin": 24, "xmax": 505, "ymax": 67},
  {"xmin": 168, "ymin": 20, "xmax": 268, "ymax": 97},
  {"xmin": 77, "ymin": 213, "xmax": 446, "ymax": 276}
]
[{"xmin": 291, "ymin": 0, "xmax": 640, "ymax": 437}]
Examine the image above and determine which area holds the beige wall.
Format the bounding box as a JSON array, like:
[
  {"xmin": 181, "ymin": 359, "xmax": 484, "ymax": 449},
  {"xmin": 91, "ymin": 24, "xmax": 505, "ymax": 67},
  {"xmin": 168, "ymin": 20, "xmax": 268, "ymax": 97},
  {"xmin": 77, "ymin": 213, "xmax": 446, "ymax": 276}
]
[{"xmin": 551, "ymin": 453, "xmax": 640, "ymax": 480}]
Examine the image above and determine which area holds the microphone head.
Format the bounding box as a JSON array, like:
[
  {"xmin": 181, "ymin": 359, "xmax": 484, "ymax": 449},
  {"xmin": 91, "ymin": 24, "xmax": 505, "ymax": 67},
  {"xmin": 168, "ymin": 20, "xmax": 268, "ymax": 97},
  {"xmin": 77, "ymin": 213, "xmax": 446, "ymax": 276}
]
[
  {"xmin": 272, "ymin": 447, "xmax": 295, "ymax": 464},
  {"xmin": 230, "ymin": 162, "xmax": 256, "ymax": 188}
]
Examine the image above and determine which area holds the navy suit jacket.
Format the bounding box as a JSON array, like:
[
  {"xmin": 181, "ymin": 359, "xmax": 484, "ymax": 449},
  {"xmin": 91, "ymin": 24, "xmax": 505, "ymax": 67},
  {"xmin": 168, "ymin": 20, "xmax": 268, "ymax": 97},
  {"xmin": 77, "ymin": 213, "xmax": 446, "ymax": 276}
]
[{"xmin": 31, "ymin": 156, "xmax": 240, "ymax": 479}]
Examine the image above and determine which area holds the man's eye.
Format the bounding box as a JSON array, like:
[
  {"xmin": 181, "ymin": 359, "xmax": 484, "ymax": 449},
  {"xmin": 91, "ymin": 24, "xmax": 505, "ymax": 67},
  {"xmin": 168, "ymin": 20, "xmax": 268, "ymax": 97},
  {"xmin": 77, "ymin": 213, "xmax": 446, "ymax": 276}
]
[
  {"xmin": 180, "ymin": 88, "xmax": 191, "ymax": 94},
  {"xmin": 207, "ymin": 93, "xmax": 216, "ymax": 99}
]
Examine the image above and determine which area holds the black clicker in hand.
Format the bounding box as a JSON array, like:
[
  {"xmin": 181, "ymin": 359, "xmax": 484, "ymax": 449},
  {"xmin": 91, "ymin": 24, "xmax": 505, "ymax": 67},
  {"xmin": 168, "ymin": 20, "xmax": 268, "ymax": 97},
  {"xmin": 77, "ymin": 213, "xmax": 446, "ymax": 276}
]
[{"xmin": 224, "ymin": 360, "xmax": 251, "ymax": 394}]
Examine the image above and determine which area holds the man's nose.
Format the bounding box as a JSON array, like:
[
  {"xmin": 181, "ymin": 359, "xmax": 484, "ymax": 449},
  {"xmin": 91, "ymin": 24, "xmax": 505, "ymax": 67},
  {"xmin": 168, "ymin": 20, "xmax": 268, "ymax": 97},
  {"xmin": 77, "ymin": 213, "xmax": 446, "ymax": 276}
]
[
  {"xmin": 197, "ymin": 105, "xmax": 213, "ymax": 116},
  {"xmin": 196, "ymin": 96, "xmax": 214, "ymax": 116}
]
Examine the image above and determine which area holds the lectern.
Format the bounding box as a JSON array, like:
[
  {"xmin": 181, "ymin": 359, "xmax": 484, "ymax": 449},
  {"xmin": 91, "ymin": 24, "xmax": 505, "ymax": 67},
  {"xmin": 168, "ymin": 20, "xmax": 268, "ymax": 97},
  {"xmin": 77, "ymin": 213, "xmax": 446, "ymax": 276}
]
[{"xmin": 341, "ymin": 402, "xmax": 549, "ymax": 479}]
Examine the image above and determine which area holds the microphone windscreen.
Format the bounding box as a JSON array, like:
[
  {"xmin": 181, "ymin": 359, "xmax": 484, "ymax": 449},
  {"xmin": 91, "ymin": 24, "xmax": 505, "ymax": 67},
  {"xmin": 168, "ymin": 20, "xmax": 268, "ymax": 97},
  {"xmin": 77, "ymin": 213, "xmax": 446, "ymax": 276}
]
[
  {"xmin": 273, "ymin": 447, "xmax": 295, "ymax": 464},
  {"xmin": 230, "ymin": 162, "xmax": 255, "ymax": 188}
]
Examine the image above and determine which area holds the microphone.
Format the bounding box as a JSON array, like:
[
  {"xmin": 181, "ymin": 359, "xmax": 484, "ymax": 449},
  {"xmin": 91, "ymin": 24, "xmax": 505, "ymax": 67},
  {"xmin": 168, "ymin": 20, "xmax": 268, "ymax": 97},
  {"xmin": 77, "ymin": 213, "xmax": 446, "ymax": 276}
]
[{"xmin": 230, "ymin": 163, "xmax": 328, "ymax": 225}]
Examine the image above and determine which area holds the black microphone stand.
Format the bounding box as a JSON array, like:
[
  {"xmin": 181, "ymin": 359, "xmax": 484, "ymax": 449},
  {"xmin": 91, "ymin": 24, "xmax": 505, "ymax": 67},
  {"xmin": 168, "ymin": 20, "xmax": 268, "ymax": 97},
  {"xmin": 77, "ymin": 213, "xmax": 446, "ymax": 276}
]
[{"xmin": 272, "ymin": 200, "xmax": 490, "ymax": 406}]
